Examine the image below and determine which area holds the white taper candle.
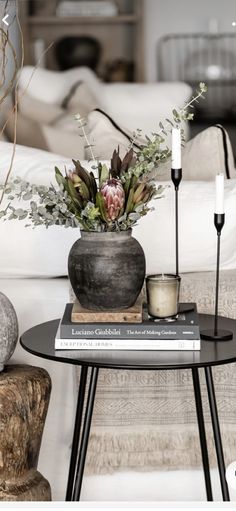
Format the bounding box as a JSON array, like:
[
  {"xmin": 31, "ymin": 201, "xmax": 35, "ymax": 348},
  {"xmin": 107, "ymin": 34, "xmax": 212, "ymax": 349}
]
[
  {"xmin": 215, "ymin": 173, "xmax": 224, "ymax": 214},
  {"xmin": 171, "ymin": 128, "xmax": 181, "ymax": 169}
]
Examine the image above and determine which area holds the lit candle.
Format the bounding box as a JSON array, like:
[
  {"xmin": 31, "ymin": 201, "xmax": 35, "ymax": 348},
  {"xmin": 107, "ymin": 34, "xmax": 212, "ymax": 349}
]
[
  {"xmin": 215, "ymin": 173, "xmax": 224, "ymax": 213},
  {"xmin": 171, "ymin": 128, "xmax": 181, "ymax": 169}
]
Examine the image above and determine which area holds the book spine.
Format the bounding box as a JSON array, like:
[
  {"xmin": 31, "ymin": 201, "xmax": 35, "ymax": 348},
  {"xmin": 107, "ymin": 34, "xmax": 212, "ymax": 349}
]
[
  {"xmin": 60, "ymin": 324, "xmax": 200, "ymax": 340},
  {"xmin": 55, "ymin": 338, "xmax": 200, "ymax": 351}
]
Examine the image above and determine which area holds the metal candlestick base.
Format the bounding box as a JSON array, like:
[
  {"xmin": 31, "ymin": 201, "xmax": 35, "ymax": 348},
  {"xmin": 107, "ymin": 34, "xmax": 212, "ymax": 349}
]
[{"xmin": 200, "ymin": 329, "xmax": 233, "ymax": 342}]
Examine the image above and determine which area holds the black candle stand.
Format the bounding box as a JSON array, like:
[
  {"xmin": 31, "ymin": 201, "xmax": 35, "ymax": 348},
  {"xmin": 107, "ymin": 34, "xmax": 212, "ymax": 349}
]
[
  {"xmin": 171, "ymin": 168, "xmax": 194, "ymax": 315},
  {"xmin": 171, "ymin": 168, "xmax": 182, "ymax": 278},
  {"xmin": 200, "ymin": 213, "xmax": 233, "ymax": 341}
]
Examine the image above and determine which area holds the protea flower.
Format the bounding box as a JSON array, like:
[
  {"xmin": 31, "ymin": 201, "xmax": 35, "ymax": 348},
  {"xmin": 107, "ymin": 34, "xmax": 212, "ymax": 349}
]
[{"xmin": 101, "ymin": 178, "xmax": 125, "ymax": 221}]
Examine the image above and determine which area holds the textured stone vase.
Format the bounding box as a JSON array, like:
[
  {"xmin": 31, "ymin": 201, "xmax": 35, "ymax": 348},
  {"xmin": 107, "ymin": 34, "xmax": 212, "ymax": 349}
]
[
  {"xmin": 0, "ymin": 292, "xmax": 18, "ymax": 371},
  {"xmin": 68, "ymin": 229, "xmax": 146, "ymax": 310}
]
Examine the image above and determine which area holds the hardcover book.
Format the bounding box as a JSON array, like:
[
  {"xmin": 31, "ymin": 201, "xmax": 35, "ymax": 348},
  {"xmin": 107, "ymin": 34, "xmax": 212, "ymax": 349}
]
[
  {"xmin": 59, "ymin": 303, "xmax": 200, "ymax": 341},
  {"xmin": 55, "ymin": 332, "xmax": 200, "ymax": 351}
]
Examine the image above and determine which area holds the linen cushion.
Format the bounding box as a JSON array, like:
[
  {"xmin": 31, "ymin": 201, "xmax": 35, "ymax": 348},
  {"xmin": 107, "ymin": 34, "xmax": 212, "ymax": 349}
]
[
  {"xmin": 157, "ymin": 125, "xmax": 236, "ymax": 181},
  {"xmin": 5, "ymin": 113, "xmax": 85, "ymax": 159},
  {"xmin": 50, "ymin": 81, "xmax": 100, "ymax": 134},
  {"xmin": 18, "ymin": 66, "xmax": 102, "ymax": 105},
  {"xmin": 61, "ymin": 80, "xmax": 99, "ymax": 116},
  {"xmin": 100, "ymin": 81, "xmax": 192, "ymax": 139},
  {"xmin": 86, "ymin": 111, "xmax": 235, "ymax": 181},
  {"xmin": 85, "ymin": 108, "xmax": 142, "ymax": 159},
  {"xmin": 18, "ymin": 93, "xmax": 64, "ymax": 124}
]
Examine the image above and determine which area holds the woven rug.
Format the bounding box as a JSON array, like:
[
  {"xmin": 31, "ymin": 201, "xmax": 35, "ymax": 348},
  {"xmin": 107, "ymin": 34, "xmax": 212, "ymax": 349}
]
[{"xmin": 72, "ymin": 270, "xmax": 236, "ymax": 475}]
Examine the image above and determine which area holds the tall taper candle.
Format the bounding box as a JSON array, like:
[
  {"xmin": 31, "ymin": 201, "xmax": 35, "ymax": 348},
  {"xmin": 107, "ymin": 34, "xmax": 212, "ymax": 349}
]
[
  {"xmin": 171, "ymin": 128, "xmax": 181, "ymax": 169},
  {"xmin": 215, "ymin": 173, "xmax": 224, "ymax": 214}
]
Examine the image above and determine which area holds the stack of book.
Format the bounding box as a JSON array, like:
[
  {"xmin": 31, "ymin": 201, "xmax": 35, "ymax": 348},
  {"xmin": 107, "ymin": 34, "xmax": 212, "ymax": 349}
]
[
  {"xmin": 55, "ymin": 303, "xmax": 201, "ymax": 351},
  {"xmin": 57, "ymin": 1, "xmax": 118, "ymax": 17}
]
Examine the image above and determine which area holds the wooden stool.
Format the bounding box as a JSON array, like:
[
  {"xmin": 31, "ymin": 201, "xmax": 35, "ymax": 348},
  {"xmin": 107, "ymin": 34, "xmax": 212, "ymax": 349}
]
[{"xmin": 0, "ymin": 364, "xmax": 52, "ymax": 501}]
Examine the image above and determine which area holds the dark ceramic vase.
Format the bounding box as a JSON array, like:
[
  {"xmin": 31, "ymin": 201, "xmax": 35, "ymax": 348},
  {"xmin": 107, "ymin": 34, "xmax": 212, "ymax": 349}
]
[{"xmin": 68, "ymin": 229, "xmax": 146, "ymax": 310}]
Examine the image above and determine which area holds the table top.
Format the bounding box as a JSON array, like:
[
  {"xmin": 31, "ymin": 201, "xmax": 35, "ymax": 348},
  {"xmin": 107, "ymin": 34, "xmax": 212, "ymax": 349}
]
[{"xmin": 20, "ymin": 314, "xmax": 236, "ymax": 370}]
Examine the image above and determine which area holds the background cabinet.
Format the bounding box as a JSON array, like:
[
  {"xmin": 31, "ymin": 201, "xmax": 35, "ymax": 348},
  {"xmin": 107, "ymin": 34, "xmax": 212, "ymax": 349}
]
[{"xmin": 19, "ymin": 0, "xmax": 144, "ymax": 82}]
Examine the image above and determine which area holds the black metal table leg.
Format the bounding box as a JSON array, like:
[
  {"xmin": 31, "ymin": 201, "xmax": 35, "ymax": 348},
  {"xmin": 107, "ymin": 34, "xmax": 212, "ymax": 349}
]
[
  {"xmin": 66, "ymin": 365, "xmax": 88, "ymax": 501},
  {"xmin": 192, "ymin": 368, "xmax": 213, "ymax": 501},
  {"xmin": 205, "ymin": 366, "xmax": 230, "ymax": 501},
  {"xmin": 72, "ymin": 366, "xmax": 99, "ymax": 501}
]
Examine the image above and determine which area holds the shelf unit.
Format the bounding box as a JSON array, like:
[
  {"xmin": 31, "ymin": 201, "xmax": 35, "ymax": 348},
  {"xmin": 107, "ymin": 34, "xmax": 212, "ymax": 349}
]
[{"xmin": 19, "ymin": 0, "xmax": 144, "ymax": 81}]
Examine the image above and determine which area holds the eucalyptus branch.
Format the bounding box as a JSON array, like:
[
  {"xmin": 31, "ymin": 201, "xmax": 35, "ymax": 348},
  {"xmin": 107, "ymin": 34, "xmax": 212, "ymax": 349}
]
[
  {"xmin": 74, "ymin": 113, "xmax": 97, "ymax": 162},
  {"xmin": 157, "ymin": 82, "xmax": 207, "ymax": 137}
]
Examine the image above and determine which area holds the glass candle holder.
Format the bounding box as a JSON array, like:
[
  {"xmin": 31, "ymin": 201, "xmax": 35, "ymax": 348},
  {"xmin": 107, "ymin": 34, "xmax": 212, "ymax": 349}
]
[{"xmin": 146, "ymin": 274, "xmax": 181, "ymax": 319}]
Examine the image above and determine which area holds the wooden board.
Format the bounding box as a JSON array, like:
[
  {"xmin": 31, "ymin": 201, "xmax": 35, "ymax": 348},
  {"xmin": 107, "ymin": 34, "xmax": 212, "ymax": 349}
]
[{"xmin": 71, "ymin": 296, "xmax": 143, "ymax": 323}]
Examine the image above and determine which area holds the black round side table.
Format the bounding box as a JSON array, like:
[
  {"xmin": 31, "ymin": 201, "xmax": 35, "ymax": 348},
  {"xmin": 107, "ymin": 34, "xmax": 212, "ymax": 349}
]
[{"xmin": 20, "ymin": 314, "xmax": 236, "ymax": 502}]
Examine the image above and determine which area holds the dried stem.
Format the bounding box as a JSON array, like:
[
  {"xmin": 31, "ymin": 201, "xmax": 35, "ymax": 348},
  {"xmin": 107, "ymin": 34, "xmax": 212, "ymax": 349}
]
[{"xmin": 0, "ymin": 0, "xmax": 54, "ymax": 205}]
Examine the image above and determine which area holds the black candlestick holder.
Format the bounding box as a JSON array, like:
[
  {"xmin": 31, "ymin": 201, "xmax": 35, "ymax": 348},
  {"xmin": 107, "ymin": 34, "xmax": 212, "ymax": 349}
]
[
  {"xmin": 171, "ymin": 168, "xmax": 182, "ymax": 278},
  {"xmin": 171, "ymin": 168, "xmax": 193, "ymax": 315},
  {"xmin": 201, "ymin": 213, "xmax": 233, "ymax": 341}
]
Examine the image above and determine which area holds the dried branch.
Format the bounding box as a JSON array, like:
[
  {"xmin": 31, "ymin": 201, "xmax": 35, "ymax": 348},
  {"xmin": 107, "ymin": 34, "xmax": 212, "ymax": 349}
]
[
  {"xmin": 0, "ymin": 0, "xmax": 22, "ymax": 205},
  {"xmin": 0, "ymin": 0, "xmax": 54, "ymax": 205}
]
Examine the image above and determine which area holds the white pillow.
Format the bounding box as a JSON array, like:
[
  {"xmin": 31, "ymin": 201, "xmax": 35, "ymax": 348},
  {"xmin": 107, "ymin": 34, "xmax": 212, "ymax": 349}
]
[
  {"xmin": 18, "ymin": 66, "xmax": 102, "ymax": 105},
  {"xmin": 133, "ymin": 179, "xmax": 236, "ymax": 274},
  {"xmin": 0, "ymin": 141, "xmax": 71, "ymax": 186},
  {"xmin": 86, "ymin": 109, "xmax": 140, "ymax": 159},
  {"xmin": 157, "ymin": 125, "xmax": 236, "ymax": 181},
  {"xmin": 182, "ymin": 124, "xmax": 236, "ymax": 180},
  {"xmin": 100, "ymin": 82, "xmax": 192, "ymax": 139}
]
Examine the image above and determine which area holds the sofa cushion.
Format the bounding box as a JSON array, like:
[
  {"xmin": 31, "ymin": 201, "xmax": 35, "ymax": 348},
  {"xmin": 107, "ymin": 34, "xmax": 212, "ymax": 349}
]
[
  {"xmin": 100, "ymin": 81, "xmax": 192, "ymax": 139},
  {"xmin": 50, "ymin": 82, "xmax": 100, "ymax": 134},
  {"xmin": 5, "ymin": 113, "xmax": 85, "ymax": 159},
  {"xmin": 157, "ymin": 125, "xmax": 236, "ymax": 181},
  {"xmin": 18, "ymin": 93, "xmax": 64, "ymax": 125},
  {"xmin": 86, "ymin": 108, "xmax": 142, "ymax": 159},
  {"xmin": 87, "ymin": 112, "xmax": 235, "ymax": 181},
  {"xmin": 61, "ymin": 80, "xmax": 99, "ymax": 116},
  {"xmin": 18, "ymin": 66, "xmax": 102, "ymax": 105}
]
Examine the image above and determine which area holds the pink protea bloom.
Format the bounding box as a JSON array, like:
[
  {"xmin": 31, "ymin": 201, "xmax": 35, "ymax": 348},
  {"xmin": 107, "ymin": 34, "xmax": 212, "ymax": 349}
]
[{"xmin": 101, "ymin": 178, "xmax": 125, "ymax": 221}]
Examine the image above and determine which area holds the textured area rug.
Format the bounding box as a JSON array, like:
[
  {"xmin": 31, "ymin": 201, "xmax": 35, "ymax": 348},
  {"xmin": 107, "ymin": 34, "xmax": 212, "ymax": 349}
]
[{"xmin": 73, "ymin": 270, "xmax": 236, "ymax": 474}]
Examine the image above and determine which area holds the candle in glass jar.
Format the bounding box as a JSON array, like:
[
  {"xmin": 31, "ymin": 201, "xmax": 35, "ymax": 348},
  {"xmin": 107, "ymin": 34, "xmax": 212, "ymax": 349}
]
[
  {"xmin": 171, "ymin": 128, "xmax": 181, "ymax": 169},
  {"xmin": 215, "ymin": 173, "xmax": 224, "ymax": 214},
  {"xmin": 146, "ymin": 274, "xmax": 181, "ymax": 318}
]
